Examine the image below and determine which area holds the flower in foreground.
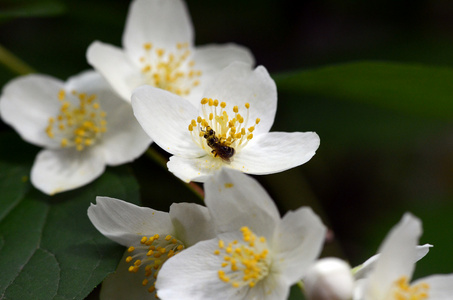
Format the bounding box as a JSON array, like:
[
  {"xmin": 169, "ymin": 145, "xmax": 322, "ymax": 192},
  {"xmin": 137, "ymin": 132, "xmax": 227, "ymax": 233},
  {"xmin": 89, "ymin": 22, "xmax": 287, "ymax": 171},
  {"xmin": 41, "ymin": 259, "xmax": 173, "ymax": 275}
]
[
  {"xmin": 302, "ymin": 241, "xmax": 432, "ymax": 300},
  {"xmin": 87, "ymin": 196, "xmax": 216, "ymax": 299},
  {"xmin": 0, "ymin": 71, "xmax": 150, "ymax": 195},
  {"xmin": 156, "ymin": 168, "xmax": 327, "ymax": 299},
  {"xmin": 87, "ymin": 0, "xmax": 254, "ymax": 104},
  {"xmin": 132, "ymin": 62, "xmax": 320, "ymax": 182},
  {"xmin": 353, "ymin": 213, "xmax": 453, "ymax": 300}
]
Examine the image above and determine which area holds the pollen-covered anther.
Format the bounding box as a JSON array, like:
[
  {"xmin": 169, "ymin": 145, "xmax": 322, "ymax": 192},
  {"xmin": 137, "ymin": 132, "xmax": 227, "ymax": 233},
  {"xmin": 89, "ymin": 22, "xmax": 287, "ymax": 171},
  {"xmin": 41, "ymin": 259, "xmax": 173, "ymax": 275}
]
[
  {"xmin": 214, "ymin": 226, "xmax": 270, "ymax": 289},
  {"xmin": 139, "ymin": 41, "xmax": 201, "ymax": 96},
  {"xmin": 188, "ymin": 99, "xmax": 261, "ymax": 161},
  {"xmin": 125, "ymin": 234, "xmax": 185, "ymax": 296},
  {"xmin": 45, "ymin": 89, "xmax": 107, "ymax": 151},
  {"xmin": 391, "ymin": 276, "xmax": 430, "ymax": 300}
]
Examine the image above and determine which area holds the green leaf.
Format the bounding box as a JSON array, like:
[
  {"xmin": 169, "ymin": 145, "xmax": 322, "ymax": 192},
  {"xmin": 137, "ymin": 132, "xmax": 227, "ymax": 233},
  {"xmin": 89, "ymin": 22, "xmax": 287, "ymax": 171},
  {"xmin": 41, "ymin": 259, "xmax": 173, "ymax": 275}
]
[
  {"xmin": 0, "ymin": 132, "xmax": 140, "ymax": 299},
  {"xmin": 0, "ymin": 0, "xmax": 66, "ymax": 21},
  {"xmin": 274, "ymin": 61, "xmax": 453, "ymax": 119}
]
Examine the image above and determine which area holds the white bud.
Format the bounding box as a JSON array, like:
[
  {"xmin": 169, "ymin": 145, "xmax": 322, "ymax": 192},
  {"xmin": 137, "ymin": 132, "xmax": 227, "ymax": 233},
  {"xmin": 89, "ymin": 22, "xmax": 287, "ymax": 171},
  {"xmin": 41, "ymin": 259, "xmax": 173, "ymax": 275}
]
[{"xmin": 304, "ymin": 258, "xmax": 354, "ymax": 300}]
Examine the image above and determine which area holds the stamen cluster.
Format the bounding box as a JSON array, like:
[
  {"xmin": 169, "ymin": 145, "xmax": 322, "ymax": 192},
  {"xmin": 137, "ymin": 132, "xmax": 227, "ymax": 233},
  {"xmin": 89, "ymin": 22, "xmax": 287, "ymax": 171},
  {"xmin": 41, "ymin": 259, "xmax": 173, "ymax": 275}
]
[
  {"xmin": 214, "ymin": 226, "xmax": 270, "ymax": 289},
  {"xmin": 139, "ymin": 42, "xmax": 201, "ymax": 96},
  {"xmin": 188, "ymin": 98, "xmax": 260, "ymax": 160},
  {"xmin": 391, "ymin": 276, "xmax": 430, "ymax": 300},
  {"xmin": 126, "ymin": 234, "xmax": 184, "ymax": 295},
  {"xmin": 45, "ymin": 89, "xmax": 107, "ymax": 151}
]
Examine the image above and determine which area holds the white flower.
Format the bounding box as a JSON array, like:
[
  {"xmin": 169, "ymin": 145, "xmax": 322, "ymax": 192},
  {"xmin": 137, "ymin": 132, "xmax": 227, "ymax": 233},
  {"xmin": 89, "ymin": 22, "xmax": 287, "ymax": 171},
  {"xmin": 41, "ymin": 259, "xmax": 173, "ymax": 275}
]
[
  {"xmin": 87, "ymin": 0, "xmax": 254, "ymax": 104},
  {"xmin": 155, "ymin": 168, "xmax": 327, "ymax": 300},
  {"xmin": 354, "ymin": 213, "xmax": 453, "ymax": 300},
  {"xmin": 132, "ymin": 62, "xmax": 320, "ymax": 182},
  {"xmin": 0, "ymin": 71, "xmax": 150, "ymax": 195},
  {"xmin": 304, "ymin": 258, "xmax": 355, "ymax": 300},
  {"xmin": 302, "ymin": 246, "xmax": 432, "ymax": 300},
  {"xmin": 87, "ymin": 196, "xmax": 216, "ymax": 299}
]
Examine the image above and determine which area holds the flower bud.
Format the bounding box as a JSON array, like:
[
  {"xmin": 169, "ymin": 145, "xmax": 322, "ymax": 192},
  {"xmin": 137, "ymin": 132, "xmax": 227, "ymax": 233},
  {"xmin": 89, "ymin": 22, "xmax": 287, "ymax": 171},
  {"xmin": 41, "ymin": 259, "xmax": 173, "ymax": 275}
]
[{"xmin": 304, "ymin": 258, "xmax": 354, "ymax": 300}]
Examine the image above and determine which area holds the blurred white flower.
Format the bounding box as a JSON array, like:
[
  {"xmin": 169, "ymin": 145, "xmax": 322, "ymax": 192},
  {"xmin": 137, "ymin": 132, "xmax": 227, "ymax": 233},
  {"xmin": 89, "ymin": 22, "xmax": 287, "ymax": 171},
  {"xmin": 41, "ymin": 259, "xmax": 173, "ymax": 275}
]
[
  {"xmin": 87, "ymin": 196, "xmax": 216, "ymax": 299},
  {"xmin": 132, "ymin": 62, "xmax": 320, "ymax": 183},
  {"xmin": 155, "ymin": 168, "xmax": 327, "ymax": 300},
  {"xmin": 87, "ymin": 0, "xmax": 254, "ymax": 104},
  {"xmin": 0, "ymin": 71, "xmax": 150, "ymax": 195},
  {"xmin": 304, "ymin": 258, "xmax": 354, "ymax": 300},
  {"xmin": 354, "ymin": 213, "xmax": 453, "ymax": 300}
]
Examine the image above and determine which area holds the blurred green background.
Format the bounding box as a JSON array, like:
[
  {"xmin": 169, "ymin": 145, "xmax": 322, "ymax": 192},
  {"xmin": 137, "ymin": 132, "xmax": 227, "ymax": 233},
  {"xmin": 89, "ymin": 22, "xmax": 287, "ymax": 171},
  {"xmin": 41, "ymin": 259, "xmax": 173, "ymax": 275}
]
[{"xmin": 1, "ymin": 0, "xmax": 453, "ymax": 296}]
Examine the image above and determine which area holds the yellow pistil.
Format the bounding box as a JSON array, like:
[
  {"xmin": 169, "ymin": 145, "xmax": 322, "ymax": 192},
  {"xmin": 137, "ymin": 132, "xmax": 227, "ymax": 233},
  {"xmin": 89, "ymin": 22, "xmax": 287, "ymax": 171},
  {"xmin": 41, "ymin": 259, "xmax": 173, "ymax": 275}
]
[
  {"xmin": 188, "ymin": 98, "xmax": 261, "ymax": 162},
  {"xmin": 139, "ymin": 42, "xmax": 201, "ymax": 96},
  {"xmin": 390, "ymin": 276, "xmax": 430, "ymax": 300},
  {"xmin": 214, "ymin": 226, "xmax": 270, "ymax": 289},
  {"xmin": 125, "ymin": 234, "xmax": 185, "ymax": 298},
  {"xmin": 45, "ymin": 89, "xmax": 107, "ymax": 151}
]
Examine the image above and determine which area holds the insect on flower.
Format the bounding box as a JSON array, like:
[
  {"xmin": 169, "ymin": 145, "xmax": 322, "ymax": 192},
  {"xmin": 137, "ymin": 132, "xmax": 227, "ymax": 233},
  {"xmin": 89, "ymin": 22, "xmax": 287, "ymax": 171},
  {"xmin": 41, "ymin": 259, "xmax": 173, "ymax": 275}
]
[{"xmin": 202, "ymin": 126, "xmax": 235, "ymax": 162}]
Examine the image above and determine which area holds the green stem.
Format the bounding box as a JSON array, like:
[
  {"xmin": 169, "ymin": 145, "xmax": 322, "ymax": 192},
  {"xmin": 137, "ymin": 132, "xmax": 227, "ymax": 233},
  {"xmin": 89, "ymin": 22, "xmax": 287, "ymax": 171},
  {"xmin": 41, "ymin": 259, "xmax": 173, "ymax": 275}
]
[
  {"xmin": 145, "ymin": 147, "xmax": 204, "ymax": 201},
  {"xmin": 0, "ymin": 44, "xmax": 35, "ymax": 75}
]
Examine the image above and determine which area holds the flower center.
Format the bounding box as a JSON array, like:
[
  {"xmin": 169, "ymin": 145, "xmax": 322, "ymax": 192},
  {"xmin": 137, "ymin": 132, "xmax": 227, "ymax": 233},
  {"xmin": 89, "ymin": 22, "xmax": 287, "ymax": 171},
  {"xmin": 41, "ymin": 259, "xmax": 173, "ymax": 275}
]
[
  {"xmin": 45, "ymin": 89, "xmax": 107, "ymax": 151},
  {"xmin": 125, "ymin": 234, "xmax": 185, "ymax": 296},
  {"xmin": 188, "ymin": 98, "xmax": 261, "ymax": 162},
  {"xmin": 139, "ymin": 42, "xmax": 201, "ymax": 96},
  {"xmin": 389, "ymin": 276, "xmax": 429, "ymax": 300},
  {"xmin": 214, "ymin": 226, "xmax": 270, "ymax": 289}
]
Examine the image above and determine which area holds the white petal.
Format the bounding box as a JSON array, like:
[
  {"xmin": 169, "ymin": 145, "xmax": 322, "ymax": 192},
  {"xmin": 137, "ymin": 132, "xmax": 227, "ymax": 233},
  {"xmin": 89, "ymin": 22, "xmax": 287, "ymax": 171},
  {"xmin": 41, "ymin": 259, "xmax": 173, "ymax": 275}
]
[
  {"xmin": 87, "ymin": 197, "xmax": 174, "ymax": 247},
  {"xmin": 186, "ymin": 43, "xmax": 255, "ymax": 107},
  {"xmin": 86, "ymin": 41, "xmax": 143, "ymax": 101},
  {"xmin": 304, "ymin": 258, "xmax": 354, "ymax": 300},
  {"xmin": 123, "ymin": 0, "xmax": 193, "ymax": 62},
  {"xmin": 64, "ymin": 69, "xmax": 109, "ymax": 93},
  {"xmin": 156, "ymin": 237, "xmax": 245, "ymax": 299},
  {"xmin": 131, "ymin": 85, "xmax": 203, "ymax": 157},
  {"xmin": 201, "ymin": 63, "xmax": 277, "ymax": 136},
  {"xmin": 353, "ymin": 244, "xmax": 433, "ymax": 280},
  {"xmin": 0, "ymin": 74, "xmax": 63, "ymax": 148},
  {"xmin": 169, "ymin": 202, "xmax": 216, "ymax": 247},
  {"xmin": 98, "ymin": 93, "xmax": 151, "ymax": 165},
  {"xmin": 412, "ymin": 274, "xmax": 453, "ymax": 300},
  {"xmin": 204, "ymin": 168, "xmax": 280, "ymax": 239},
  {"xmin": 167, "ymin": 154, "xmax": 223, "ymax": 182},
  {"xmin": 100, "ymin": 251, "xmax": 152, "ymax": 300},
  {"xmin": 246, "ymin": 274, "xmax": 290, "ymax": 300},
  {"xmin": 365, "ymin": 213, "xmax": 422, "ymax": 299},
  {"xmin": 273, "ymin": 207, "xmax": 326, "ymax": 284},
  {"xmin": 31, "ymin": 147, "xmax": 105, "ymax": 195},
  {"xmin": 231, "ymin": 131, "xmax": 320, "ymax": 175}
]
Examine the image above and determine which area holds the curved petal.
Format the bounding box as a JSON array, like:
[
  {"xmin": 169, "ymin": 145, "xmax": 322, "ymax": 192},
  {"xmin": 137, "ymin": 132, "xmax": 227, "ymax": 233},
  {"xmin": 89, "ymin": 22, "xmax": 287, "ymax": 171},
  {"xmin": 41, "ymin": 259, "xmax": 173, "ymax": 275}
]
[
  {"xmin": 186, "ymin": 43, "xmax": 255, "ymax": 107},
  {"xmin": 245, "ymin": 274, "xmax": 290, "ymax": 300},
  {"xmin": 86, "ymin": 41, "xmax": 143, "ymax": 101},
  {"xmin": 0, "ymin": 74, "xmax": 63, "ymax": 148},
  {"xmin": 412, "ymin": 274, "xmax": 453, "ymax": 300},
  {"xmin": 167, "ymin": 154, "xmax": 223, "ymax": 182},
  {"xmin": 273, "ymin": 207, "xmax": 326, "ymax": 284},
  {"xmin": 365, "ymin": 213, "xmax": 422, "ymax": 299},
  {"xmin": 123, "ymin": 0, "xmax": 194, "ymax": 62},
  {"xmin": 231, "ymin": 131, "xmax": 320, "ymax": 175},
  {"xmin": 64, "ymin": 69, "xmax": 109, "ymax": 94},
  {"xmin": 87, "ymin": 197, "xmax": 174, "ymax": 247},
  {"xmin": 169, "ymin": 202, "xmax": 216, "ymax": 247},
  {"xmin": 100, "ymin": 251, "xmax": 153, "ymax": 300},
  {"xmin": 131, "ymin": 85, "xmax": 203, "ymax": 157},
  {"xmin": 98, "ymin": 94, "xmax": 151, "ymax": 165},
  {"xmin": 204, "ymin": 168, "xmax": 280, "ymax": 239},
  {"xmin": 353, "ymin": 244, "xmax": 433, "ymax": 280},
  {"xmin": 304, "ymin": 258, "xmax": 354, "ymax": 300},
  {"xmin": 31, "ymin": 147, "xmax": 105, "ymax": 195},
  {"xmin": 156, "ymin": 236, "xmax": 249, "ymax": 300},
  {"xmin": 202, "ymin": 63, "xmax": 277, "ymax": 136}
]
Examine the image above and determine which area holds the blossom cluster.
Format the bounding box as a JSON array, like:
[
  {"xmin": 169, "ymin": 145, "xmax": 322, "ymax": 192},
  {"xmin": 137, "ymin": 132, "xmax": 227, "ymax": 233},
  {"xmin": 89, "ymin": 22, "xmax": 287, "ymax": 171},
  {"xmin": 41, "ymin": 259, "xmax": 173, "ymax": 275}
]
[{"xmin": 1, "ymin": 0, "xmax": 452, "ymax": 299}]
